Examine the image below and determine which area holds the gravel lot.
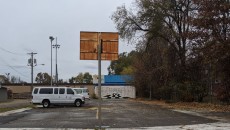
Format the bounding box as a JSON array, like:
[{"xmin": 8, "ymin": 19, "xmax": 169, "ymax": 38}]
[{"xmin": 0, "ymin": 99, "xmax": 223, "ymax": 129}]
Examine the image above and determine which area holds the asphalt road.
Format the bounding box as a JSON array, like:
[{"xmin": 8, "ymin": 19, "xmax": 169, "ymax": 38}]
[{"xmin": 0, "ymin": 99, "xmax": 218, "ymax": 129}]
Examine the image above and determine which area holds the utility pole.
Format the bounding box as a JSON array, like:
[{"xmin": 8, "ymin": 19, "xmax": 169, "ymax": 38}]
[
  {"xmin": 52, "ymin": 37, "xmax": 60, "ymax": 86},
  {"xmin": 27, "ymin": 52, "xmax": 37, "ymax": 93},
  {"xmin": 98, "ymin": 33, "xmax": 102, "ymax": 129},
  {"xmin": 5, "ymin": 73, "xmax": 10, "ymax": 83},
  {"xmin": 209, "ymin": 62, "xmax": 213, "ymax": 103}
]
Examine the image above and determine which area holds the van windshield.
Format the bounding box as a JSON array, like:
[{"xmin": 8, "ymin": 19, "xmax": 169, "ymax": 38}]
[{"xmin": 33, "ymin": 88, "xmax": 38, "ymax": 94}]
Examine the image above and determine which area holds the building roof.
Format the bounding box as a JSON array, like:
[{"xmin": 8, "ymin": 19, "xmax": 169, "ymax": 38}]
[{"xmin": 104, "ymin": 75, "xmax": 132, "ymax": 85}]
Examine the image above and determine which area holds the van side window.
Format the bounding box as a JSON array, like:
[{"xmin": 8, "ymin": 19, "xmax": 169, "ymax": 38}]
[
  {"xmin": 33, "ymin": 88, "xmax": 38, "ymax": 94},
  {"xmin": 83, "ymin": 89, "xmax": 89, "ymax": 93},
  {"xmin": 74, "ymin": 89, "xmax": 82, "ymax": 94},
  {"xmin": 54, "ymin": 88, "xmax": 58, "ymax": 94},
  {"xmin": 59, "ymin": 88, "xmax": 65, "ymax": 94},
  {"xmin": 39, "ymin": 88, "xmax": 53, "ymax": 94},
  {"xmin": 67, "ymin": 88, "xmax": 74, "ymax": 94}
]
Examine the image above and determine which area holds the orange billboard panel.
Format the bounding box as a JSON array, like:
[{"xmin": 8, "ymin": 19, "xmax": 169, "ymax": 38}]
[
  {"xmin": 101, "ymin": 32, "xmax": 119, "ymax": 41},
  {"xmin": 80, "ymin": 52, "xmax": 98, "ymax": 60},
  {"xmin": 80, "ymin": 53, "xmax": 118, "ymax": 60},
  {"xmin": 80, "ymin": 31, "xmax": 119, "ymax": 60},
  {"xmin": 102, "ymin": 41, "xmax": 118, "ymax": 54},
  {"xmin": 80, "ymin": 31, "xmax": 98, "ymax": 41},
  {"xmin": 80, "ymin": 40, "xmax": 97, "ymax": 53},
  {"xmin": 101, "ymin": 53, "xmax": 118, "ymax": 60}
]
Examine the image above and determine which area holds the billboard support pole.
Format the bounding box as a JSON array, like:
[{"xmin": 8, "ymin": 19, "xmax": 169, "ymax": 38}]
[
  {"xmin": 80, "ymin": 31, "xmax": 118, "ymax": 129},
  {"xmin": 98, "ymin": 34, "xmax": 102, "ymax": 129}
]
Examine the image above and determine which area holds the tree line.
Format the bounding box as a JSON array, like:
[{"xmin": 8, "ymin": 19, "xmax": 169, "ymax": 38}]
[
  {"xmin": 0, "ymin": 72, "xmax": 93, "ymax": 84},
  {"xmin": 35, "ymin": 72, "xmax": 93, "ymax": 84},
  {"xmin": 109, "ymin": 0, "xmax": 230, "ymax": 103}
]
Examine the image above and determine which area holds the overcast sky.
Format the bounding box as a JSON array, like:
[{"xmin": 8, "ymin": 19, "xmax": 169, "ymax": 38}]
[{"xmin": 0, "ymin": 0, "xmax": 135, "ymax": 83}]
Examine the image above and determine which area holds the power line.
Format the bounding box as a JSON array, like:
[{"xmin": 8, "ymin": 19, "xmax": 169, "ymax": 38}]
[
  {"xmin": 0, "ymin": 46, "xmax": 25, "ymax": 55},
  {"xmin": 8, "ymin": 65, "xmax": 29, "ymax": 68},
  {"xmin": 8, "ymin": 65, "xmax": 28, "ymax": 78},
  {"xmin": 0, "ymin": 55, "xmax": 29, "ymax": 78},
  {"xmin": 0, "ymin": 47, "xmax": 30, "ymax": 79}
]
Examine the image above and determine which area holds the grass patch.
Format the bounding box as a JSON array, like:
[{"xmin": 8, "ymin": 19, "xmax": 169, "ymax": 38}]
[
  {"xmin": 132, "ymin": 99, "xmax": 230, "ymax": 112},
  {"xmin": 0, "ymin": 108, "xmax": 17, "ymax": 113},
  {"xmin": 0, "ymin": 104, "xmax": 35, "ymax": 113}
]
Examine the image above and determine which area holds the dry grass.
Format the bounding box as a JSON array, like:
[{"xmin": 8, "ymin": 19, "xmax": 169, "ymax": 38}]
[
  {"xmin": 131, "ymin": 99, "xmax": 230, "ymax": 112},
  {"xmin": 0, "ymin": 105, "xmax": 34, "ymax": 113}
]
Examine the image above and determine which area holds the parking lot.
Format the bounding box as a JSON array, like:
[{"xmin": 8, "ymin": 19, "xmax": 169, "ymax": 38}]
[{"xmin": 0, "ymin": 99, "xmax": 229, "ymax": 129}]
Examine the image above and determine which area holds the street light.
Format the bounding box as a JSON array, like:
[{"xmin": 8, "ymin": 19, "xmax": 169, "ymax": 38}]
[{"xmin": 49, "ymin": 36, "xmax": 55, "ymax": 86}]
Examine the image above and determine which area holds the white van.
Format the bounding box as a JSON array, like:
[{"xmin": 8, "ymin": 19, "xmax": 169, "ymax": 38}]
[
  {"xmin": 73, "ymin": 88, "xmax": 90, "ymax": 99},
  {"xmin": 31, "ymin": 87, "xmax": 85, "ymax": 108}
]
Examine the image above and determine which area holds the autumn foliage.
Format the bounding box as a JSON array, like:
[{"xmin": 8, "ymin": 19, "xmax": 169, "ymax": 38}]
[{"xmin": 111, "ymin": 0, "xmax": 230, "ymax": 103}]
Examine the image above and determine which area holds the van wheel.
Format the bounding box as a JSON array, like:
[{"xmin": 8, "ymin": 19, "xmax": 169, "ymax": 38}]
[
  {"xmin": 75, "ymin": 99, "xmax": 82, "ymax": 107},
  {"xmin": 42, "ymin": 100, "xmax": 50, "ymax": 108}
]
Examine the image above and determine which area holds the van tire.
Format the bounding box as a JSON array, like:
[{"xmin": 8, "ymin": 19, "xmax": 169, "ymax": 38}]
[
  {"xmin": 75, "ymin": 99, "xmax": 82, "ymax": 107},
  {"xmin": 42, "ymin": 100, "xmax": 50, "ymax": 108}
]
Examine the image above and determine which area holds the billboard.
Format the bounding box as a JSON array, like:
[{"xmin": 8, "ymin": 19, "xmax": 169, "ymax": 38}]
[{"xmin": 80, "ymin": 31, "xmax": 118, "ymax": 60}]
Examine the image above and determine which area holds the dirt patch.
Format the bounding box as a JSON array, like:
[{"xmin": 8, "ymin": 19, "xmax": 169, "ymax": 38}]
[{"xmin": 131, "ymin": 99, "xmax": 230, "ymax": 112}]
